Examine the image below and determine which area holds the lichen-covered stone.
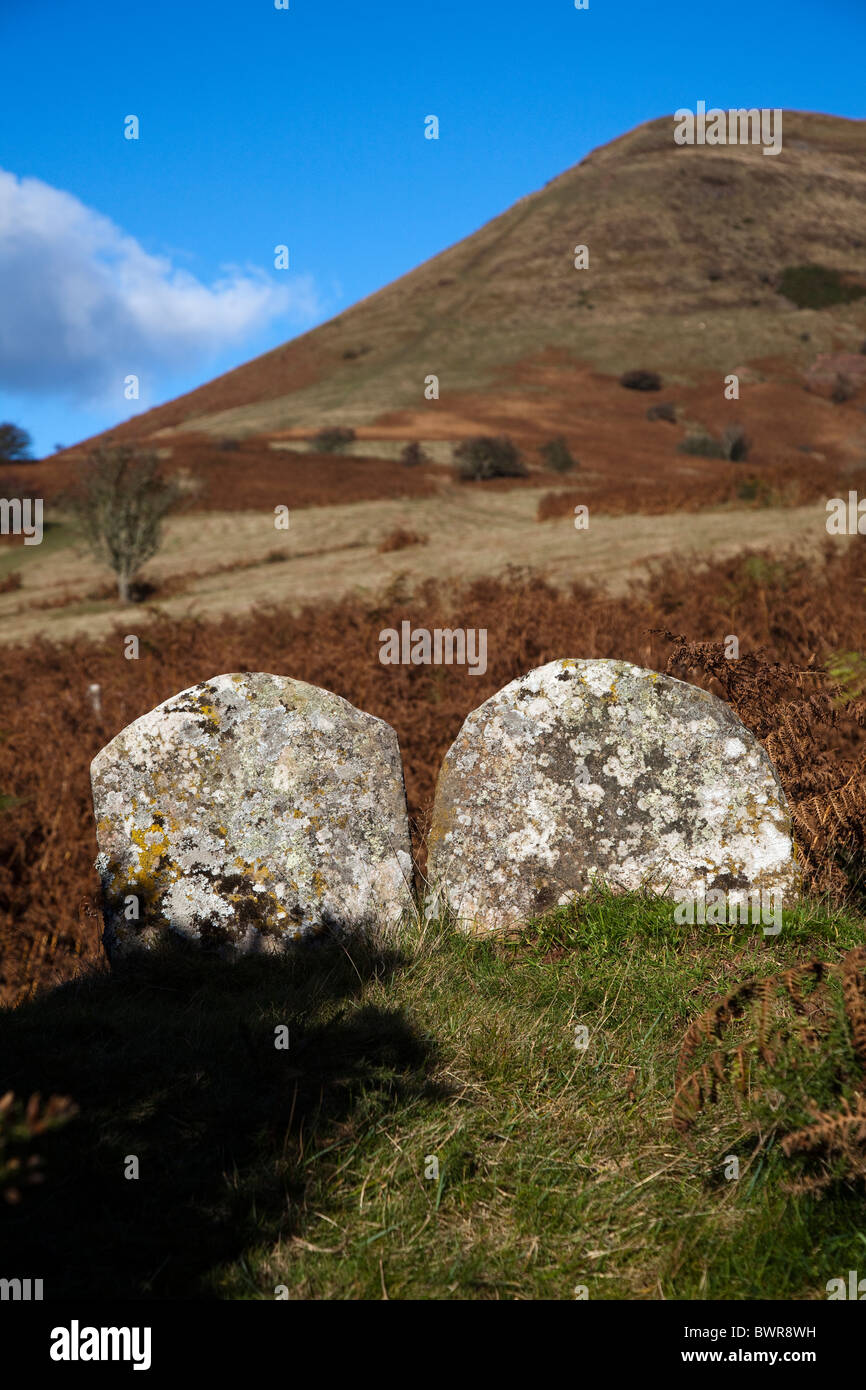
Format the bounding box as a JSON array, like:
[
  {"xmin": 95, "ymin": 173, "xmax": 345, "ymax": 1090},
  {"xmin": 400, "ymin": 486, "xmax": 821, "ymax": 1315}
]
[
  {"xmin": 427, "ymin": 659, "xmax": 798, "ymax": 931},
  {"xmin": 91, "ymin": 673, "xmax": 413, "ymax": 957}
]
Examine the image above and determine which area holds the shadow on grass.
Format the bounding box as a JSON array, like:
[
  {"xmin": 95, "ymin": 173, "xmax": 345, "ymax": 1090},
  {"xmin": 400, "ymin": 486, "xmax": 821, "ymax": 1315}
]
[{"xmin": 0, "ymin": 931, "xmax": 441, "ymax": 1300}]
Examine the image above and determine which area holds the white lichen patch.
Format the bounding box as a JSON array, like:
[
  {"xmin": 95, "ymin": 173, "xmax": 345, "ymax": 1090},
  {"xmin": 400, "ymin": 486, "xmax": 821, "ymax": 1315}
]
[
  {"xmin": 427, "ymin": 658, "xmax": 799, "ymax": 932},
  {"xmin": 90, "ymin": 672, "xmax": 413, "ymax": 958}
]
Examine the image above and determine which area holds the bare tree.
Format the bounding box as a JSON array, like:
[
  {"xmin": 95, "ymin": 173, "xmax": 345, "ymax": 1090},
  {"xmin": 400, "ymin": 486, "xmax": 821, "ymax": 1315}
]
[{"xmin": 69, "ymin": 445, "xmax": 181, "ymax": 602}]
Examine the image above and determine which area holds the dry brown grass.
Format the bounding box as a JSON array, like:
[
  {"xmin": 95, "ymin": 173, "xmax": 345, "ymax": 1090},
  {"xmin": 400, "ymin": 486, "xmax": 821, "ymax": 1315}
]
[
  {"xmin": 377, "ymin": 527, "xmax": 429, "ymax": 553},
  {"xmin": 0, "ymin": 484, "xmax": 851, "ymax": 649},
  {"xmin": 537, "ymin": 457, "xmax": 866, "ymax": 519},
  {"xmin": 47, "ymin": 434, "xmax": 441, "ymax": 513}
]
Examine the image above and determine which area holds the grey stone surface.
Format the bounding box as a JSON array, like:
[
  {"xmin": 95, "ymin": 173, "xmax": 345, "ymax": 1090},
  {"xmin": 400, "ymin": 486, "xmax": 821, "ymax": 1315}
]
[
  {"xmin": 427, "ymin": 658, "xmax": 799, "ymax": 931},
  {"xmin": 91, "ymin": 672, "xmax": 413, "ymax": 957}
]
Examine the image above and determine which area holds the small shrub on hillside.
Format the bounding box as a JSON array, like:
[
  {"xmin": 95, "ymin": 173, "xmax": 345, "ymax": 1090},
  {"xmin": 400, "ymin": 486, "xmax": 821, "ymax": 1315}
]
[
  {"xmin": 453, "ymin": 436, "xmax": 528, "ymax": 481},
  {"xmin": 0, "ymin": 571, "xmax": 22, "ymax": 594},
  {"xmin": 620, "ymin": 369, "xmax": 662, "ymax": 391},
  {"xmin": 377, "ymin": 527, "xmax": 428, "ymax": 553},
  {"xmin": 311, "ymin": 427, "xmax": 356, "ymax": 454},
  {"xmin": 677, "ymin": 427, "xmax": 750, "ymax": 462},
  {"xmin": 721, "ymin": 424, "xmax": 751, "ymax": 461},
  {"xmin": 647, "ymin": 402, "xmax": 677, "ymax": 423},
  {"xmin": 400, "ymin": 442, "xmax": 431, "ymax": 468},
  {"xmin": 539, "ymin": 437, "xmax": 578, "ymax": 473},
  {"xmin": 831, "ymin": 374, "xmax": 857, "ymax": 404},
  {"xmin": 678, "ymin": 433, "xmax": 727, "ymax": 459},
  {"xmin": 777, "ymin": 265, "xmax": 866, "ymax": 310},
  {"xmin": 736, "ymin": 476, "xmax": 772, "ymax": 504},
  {"xmin": 217, "ymin": 437, "xmax": 240, "ymax": 452}
]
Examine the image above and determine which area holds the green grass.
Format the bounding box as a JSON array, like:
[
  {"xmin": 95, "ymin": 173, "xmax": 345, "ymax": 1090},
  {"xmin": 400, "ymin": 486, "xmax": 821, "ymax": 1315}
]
[
  {"xmin": 2, "ymin": 890, "xmax": 865, "ymax": 1300},
  {"xmin": 778, "ymin": 264, "xmax": 866, "ymax": 310}
]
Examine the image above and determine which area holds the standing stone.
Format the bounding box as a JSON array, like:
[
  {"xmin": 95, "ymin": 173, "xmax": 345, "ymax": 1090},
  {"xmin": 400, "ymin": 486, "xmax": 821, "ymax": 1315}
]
[
  {"xmin": 91, "ymin": 673, "xmax": 413, "ymax": 957},
  {"xmin": 427, "ymin": 659, "xmax": 798, "ymax": 931}
]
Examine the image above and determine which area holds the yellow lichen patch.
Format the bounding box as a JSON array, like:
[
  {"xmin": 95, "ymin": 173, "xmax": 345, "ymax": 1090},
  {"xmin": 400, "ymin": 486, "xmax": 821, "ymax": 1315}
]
[
  {"xmin": 128, "ymin": 822, "xmax": 172, "ymax": 881},
  {"xmin": 193, "ymin": 698, "xmax": 221, "ymax": 730},
  {"xmin": 231, "ymin": 856, "xmax": 275, "ymax": 884},
  {"xmin": 102, "ymin": 818, "xmax": 182, "ymax": 900}
]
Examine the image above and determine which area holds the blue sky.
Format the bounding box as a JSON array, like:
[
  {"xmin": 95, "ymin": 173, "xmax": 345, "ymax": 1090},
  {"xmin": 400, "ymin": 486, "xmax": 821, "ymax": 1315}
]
[{"xmin": 0, "ymin": 0, "xmax": 863, "ymax": 457}]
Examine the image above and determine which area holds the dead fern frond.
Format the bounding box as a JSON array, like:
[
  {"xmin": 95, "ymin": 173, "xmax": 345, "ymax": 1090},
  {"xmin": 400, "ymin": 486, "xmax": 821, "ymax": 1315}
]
[
  {"xmin": 675, "ymin": 948, "xmax": 866, "ymax": 1191},
  {"xmin": 781, "ymin": 1095, "xmax": 866, "ymax": 1158},
  {"xmin": 842, "ymin": 946, "xmax": 866, "ymax": 1073},
  {"xmin": 673, "ymin": 959, "xmax": 838, "ymax": 1133}
]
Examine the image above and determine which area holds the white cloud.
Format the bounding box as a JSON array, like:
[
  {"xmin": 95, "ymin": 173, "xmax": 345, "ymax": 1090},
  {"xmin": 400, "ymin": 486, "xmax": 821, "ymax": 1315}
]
[{"xmin": 0, "ymin": 168, "xmax": 319, "ymax": 399}]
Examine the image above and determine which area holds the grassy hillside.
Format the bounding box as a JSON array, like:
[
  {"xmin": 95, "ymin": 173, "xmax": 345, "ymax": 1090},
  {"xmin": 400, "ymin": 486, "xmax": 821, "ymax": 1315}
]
[{"xmin": 77, "ymin": 111, "xmax": 866, "ymax": 446}]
